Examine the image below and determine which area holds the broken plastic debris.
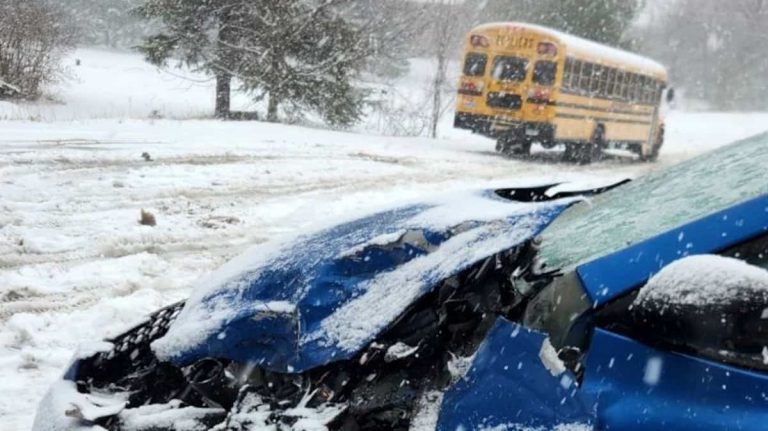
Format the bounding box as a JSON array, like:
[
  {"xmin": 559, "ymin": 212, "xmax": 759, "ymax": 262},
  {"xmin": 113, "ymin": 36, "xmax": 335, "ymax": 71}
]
[
  {"xmin": 384, "ymin": 342, "xmax": 420, "ymax": 363},
  {"xmin": 539, "ymin": 338, "xmax": 566, "ymax": 376}
]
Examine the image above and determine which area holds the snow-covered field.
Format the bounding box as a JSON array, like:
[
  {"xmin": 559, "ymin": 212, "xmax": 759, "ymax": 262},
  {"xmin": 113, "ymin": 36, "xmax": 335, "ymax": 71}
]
[{"xmin": 1, "ymin": 48, "xmax": 768, "ymax": 430}]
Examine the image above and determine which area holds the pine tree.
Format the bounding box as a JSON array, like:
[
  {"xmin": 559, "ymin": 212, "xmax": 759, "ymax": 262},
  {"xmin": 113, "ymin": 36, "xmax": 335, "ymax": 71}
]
[
  {"xmin": 136, "ymin": 0, "xmax": 241, "ymax": 117},
  {"xmin": 136, "ymin": 0, "xmax": 369, "ymax": 125},
  {"xmin": 345, "ymin": 0, "xmax": 426, "ymax": 79},
  {"xmin": 233, "ymin": 1, "xmax": 369, "ymax": 126}
]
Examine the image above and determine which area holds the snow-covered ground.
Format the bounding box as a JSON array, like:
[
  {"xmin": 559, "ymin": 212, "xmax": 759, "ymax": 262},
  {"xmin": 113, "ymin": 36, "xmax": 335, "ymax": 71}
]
[
  {"xmin": 1, "ymin": 48, "xmax": 768, "ymax": 430},
  {"xmin": 0, "ymin": 49, "xmax": 256, "ymax": 122}
]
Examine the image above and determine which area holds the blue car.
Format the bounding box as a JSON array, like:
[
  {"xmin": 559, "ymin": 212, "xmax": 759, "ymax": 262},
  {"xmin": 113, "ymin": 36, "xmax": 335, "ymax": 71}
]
[{"xmin": 35, "ymin": 133, "xmax": 768, "ymax": 431}]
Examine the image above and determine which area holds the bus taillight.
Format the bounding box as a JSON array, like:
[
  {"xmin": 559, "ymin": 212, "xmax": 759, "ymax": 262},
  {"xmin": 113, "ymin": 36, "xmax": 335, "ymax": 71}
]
[
  {"xmin": 527, "ymin": 88, "xmax": 552, "ymax": 104},
  {"xmin": 459, "ymin": 81, "xmax": 484, "ymax": 96},
  {"xmin": 537, "ymin": 42, "xmax": 558, "ymax": 56},
  {"xmin": 470, "ymin": 35, "xmax": 490, "ymax": 48}
]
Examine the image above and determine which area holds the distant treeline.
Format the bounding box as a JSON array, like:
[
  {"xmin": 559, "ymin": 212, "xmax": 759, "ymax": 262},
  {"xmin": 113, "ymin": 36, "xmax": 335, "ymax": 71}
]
[{"xmin": 636, "ymin": 0, "xmax": 768, "ymax": 111}]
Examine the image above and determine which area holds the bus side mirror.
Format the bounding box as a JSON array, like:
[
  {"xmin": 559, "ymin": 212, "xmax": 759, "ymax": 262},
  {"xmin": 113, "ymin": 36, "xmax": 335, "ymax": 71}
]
[{"xmin": 666, "ymin": 88, "xmax": 675, "ymax": 103}]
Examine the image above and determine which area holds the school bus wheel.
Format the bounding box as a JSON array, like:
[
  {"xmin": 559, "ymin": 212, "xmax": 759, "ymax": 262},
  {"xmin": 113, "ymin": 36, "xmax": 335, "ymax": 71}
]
[
  {"xmin": 564, "ymin": 125, "xmax": 605, "ymax": 165},
  {"xmin": 564, "ymin": 143, "xmax": 594, "ymax": 164},
  {"xmin": 640, "ymin": 125, "xmax": 665, "ymax": 162},
  {"xmin": 496, "ymin": 133, "xmax": 532, "ymax": 157}
]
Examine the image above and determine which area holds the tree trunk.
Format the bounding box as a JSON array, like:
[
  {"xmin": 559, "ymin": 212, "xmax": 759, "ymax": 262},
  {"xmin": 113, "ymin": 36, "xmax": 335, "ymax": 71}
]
[
  {"xmin": 215, "ymin": 5, "xmax": 234, "ymax": 119},
  {"xmin": 430, "ymin": 52, "xmax": 446, "ymax": 139},
  {"xmin": 215, "ymin": 72, "xmax": 231, "ymax": 118},
  {"xmin": 267, "ymin": 93, "xmax": 279, "ymax": 122}
]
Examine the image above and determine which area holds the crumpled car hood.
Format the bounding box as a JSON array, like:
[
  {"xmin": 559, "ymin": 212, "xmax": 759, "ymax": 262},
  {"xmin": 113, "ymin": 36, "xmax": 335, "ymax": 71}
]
[{"xmin": 152, "ymin": 189, "xmax": 575, "ymax": 372}]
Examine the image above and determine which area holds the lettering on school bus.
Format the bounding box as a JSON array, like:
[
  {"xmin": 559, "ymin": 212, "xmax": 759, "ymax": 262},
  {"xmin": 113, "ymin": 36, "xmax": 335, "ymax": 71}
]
[{"xmin": 495, "ymin": 35, "xmax": 535, "ymax": 50}]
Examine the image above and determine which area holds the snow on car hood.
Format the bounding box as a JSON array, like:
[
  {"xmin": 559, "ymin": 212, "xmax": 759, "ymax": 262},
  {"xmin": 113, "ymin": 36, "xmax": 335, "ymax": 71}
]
[{"xmin": 152, "ymin": 189, "xmax": 575, "ymax": 372}]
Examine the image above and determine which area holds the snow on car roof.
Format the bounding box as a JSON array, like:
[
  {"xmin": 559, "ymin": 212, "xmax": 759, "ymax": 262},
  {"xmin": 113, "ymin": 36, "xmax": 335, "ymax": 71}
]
[{"xmin": 472, "ymin": 22, "xmax": 667, "ymax": 78}]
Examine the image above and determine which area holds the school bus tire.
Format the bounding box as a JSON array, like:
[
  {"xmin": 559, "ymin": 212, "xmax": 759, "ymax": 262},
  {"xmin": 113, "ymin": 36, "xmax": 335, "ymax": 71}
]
[
  {"xmin": 497, "ymin": 135, "xmax": 532, "ymax": 158},
  {"xmin": 564, "ymin": 143, "xmax": 594, "ymax": 165},
  {"xmin": 564, "ymin": 125, "xmax": 605, "ymax": 165},
  {"xmin": 641, "ymin": 126, "xmax": 664, "ymax": 162}
]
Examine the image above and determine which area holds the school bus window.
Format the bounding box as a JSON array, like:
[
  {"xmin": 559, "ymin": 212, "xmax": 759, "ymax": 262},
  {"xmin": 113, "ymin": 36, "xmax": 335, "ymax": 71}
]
[
  {"xmin": 632, "ymin": 74, "xmax": 642, "ymax": 102},
  {"xmin": 632, "ymin": 74, "xmax": 641, "ymax": 102},
  {"xmin": 570, "ymin": 60, "xmax": 582, "ymax": 91},
  {"xmin": 579, "ymin": 62, "xmax": 593, "ymax": 93},
  {"xmin": 624, "ymin": 73, "xmax": 633, "ymax": 100},
  {"xmin": 599, "ymin": 66, "xmax": 610, "ymax": 96},
  {"xmin": 621, "ymin": 72, "xmax": 631, "ymax": 100},
  {"xmin": 463, "ymin": 53, "xmax": 487, "ymax": 77},
  {"xmin": 533, "ymin": 61, "xmax": 557, "ymax": 86},
  {"xmin": 590, "ymin": 65, "xmax": 602, "ymax": 94},
  {"xmin": 563, "ymin": 60, "xmax": 576, "ymax": 91},
  {"xmin": 492, "ymin": 56, "xmax": 529, "ymax": 81},
  {"xmin": 614, "ymin": 71, "xmax": 625, "ymax": 100},
  {"xmin": 563, "ymin": 58, "xmax": 574, "ymax": 89},
  {"xmin": 606, "ymin": 68, "xmax": 617, "ymax": 97},
  {"xmin": 487, "ymin": 92, "xmax": 523, "ymax": 110},
  {"xmin": 641, "ymin": 76, "xmax": 652, "ymax": 103}
]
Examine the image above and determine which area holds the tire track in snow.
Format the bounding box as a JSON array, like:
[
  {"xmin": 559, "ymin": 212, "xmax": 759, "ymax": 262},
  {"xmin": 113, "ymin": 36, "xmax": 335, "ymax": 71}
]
[{"xmin": 0, "ymin": 139, "xmax": 662, "ymax": 322}]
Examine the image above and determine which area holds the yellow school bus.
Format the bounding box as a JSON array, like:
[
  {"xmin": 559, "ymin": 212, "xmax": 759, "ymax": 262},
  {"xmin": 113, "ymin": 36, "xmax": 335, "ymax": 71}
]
[{"xmin": 454, "ymin": 22, "xmax": 672, "ymax": 163}]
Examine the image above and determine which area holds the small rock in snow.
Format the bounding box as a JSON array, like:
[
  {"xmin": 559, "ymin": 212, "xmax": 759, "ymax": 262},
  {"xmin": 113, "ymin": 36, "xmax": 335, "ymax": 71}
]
[{"xmin": 139, "ymin": 209, "xmax": 156, "ymax": 227}]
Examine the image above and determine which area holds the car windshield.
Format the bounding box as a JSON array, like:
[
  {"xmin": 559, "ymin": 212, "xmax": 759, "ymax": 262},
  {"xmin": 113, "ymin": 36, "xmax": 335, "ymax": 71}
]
[{"xmin": 539, "ymin": 133, "xmax": 768, "ymax": 271}]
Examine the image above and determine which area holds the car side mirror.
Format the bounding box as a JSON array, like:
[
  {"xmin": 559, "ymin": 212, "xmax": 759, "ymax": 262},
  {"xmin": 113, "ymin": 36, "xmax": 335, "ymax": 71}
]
[
  {"xmin": 666, "ymin": 87, "xmax": 675, "ymax": 103},
  {"xmin": 631, "ymin": 255, "xmax": 768, "ymax": 370}
]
